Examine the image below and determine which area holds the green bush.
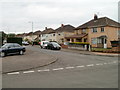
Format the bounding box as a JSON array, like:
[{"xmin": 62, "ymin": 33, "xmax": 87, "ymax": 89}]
[
  {"xmin": 91, "ymin": 48, "xmax": 111, "ymax": 52},
  {"xmin": 69, "ymin": 42, "xmax": 89, "ymax": 45}
]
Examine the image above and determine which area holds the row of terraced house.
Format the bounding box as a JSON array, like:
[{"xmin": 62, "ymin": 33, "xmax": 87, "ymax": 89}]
[{"xmin": 17, "ymin": 15, "xmax": 120, "ymax": 49}]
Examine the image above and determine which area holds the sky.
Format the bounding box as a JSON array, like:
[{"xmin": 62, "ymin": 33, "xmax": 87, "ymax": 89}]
[{"xmin": 0, "ymin": 0, "xmax": 119, "ymax": 34}]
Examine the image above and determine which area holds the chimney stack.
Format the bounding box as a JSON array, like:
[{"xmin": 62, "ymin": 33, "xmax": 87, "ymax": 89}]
[
  {"xmin": 94, "ymin": 14, "xmax": 98, "ymax": 20},
  {"xmin": 61, "ymin": 24, "xmax": 64, "ymax": 27},
  {"xmin": 45, "ymin": 27, "xmax": 47, "ymax": 30}
]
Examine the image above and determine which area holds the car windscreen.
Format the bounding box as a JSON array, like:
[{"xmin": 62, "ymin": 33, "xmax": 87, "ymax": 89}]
[
  {"xmin": 51, "ymin": 42, "xmax": 60, "ymax": 47},
  {"xmin": 1, "ymin": 44, "xmax": 13, "ymax": 48},
  {"xmin": 43, "ymin": 42, "xmax": 49, "ymax": 44},
  {"xmin": 14, "ymin": 44, "xmax": 21, "ymax": 47}
]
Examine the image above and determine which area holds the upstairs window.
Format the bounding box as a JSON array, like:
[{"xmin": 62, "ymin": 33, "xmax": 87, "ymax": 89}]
[
  {"xmin": 75, "ymin": 30, "xmax": 79, "ymax": 35},
  {"xmin": 53, "ymin": 34, "xmax": 55, "ymax": 36},
  {"xmin": 58, "ymin": 34, "xmax": 61, "ymax": 36},
  {"xmin": 92, "ymin": 27, "xmax": 97, "ymax": 33},
  {"xmin": 82, "ymin": 29, "xmax": 86, "ymax": 34},
  {"xmin": 101, "ymin": 27, "xmax": 104, "ymax": 32}
]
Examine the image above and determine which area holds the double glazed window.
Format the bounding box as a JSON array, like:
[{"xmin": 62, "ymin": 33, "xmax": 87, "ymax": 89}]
[
  {"xmin": 92, "ymin": 28, "xmax": 97, "ymax": 33},
  {"xmin": 82, "ymin": 29, "xmax": 86, "ymax": 33},
  {"xmin": 53, "ymin": 34, "xmax": 55, "ymax": 36},
  {"xmin": 101, "ymin": 27, "xmax": 104, "ymax": 32}
]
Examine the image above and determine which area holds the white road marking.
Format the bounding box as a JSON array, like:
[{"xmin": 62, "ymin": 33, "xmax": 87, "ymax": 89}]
[
  {"xmin": 107, "ymin": 62, "xmax": 115, "ymax": 64},
  {"xmin": 38, "ymin": 69, "xmax": 50, "ymax": 72},
  {"xmin": 86, "ymin": 64, "xmax": 94, "ymax": 67},
  {"xmin": 7, "ymin": 72, "xmax": 20, "ymax": 75},
  {"xmin": 76, "ymin": 65, "xmax": 85, "ymax": 68},
  {"xmin": 23, "ymin": 71, "xmax": 35, "ymax": 74},
  {"xmin": 103, "ymin": 63, "xmax": 107, "ymax": 65},
  {"xmin": 6, "ymin": 62, "xmax": 117, "ymax": 75},
  {"xmin": 65, "ymin": 67, "xmax": 75, "ymax": 69},
  {"xmin": 113, "ymin": 61, "xmax": 117, "ymax": 63},
  {"xmin": 52, "ymin": 68, "xmax": 64, "ymax": 71},
  {"xmin": 96, "ymin": 63, "xmax": 103, "ymax": 66}
]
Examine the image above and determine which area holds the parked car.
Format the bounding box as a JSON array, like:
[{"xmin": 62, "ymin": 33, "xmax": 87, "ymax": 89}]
[
  {"xmin": 22, "ymin": 41, "xmax": 29, "ymax": 45},
  {"xmin": 0, "ymin": 43, "xmax": 26, "ymax": 57},
  {"xmin": 46, "ymin": 42, "xmax": 61, "ymax": 50},
  {"xmin": 40, "ymin": 41, "xmax": 49, "ymax": 49}
]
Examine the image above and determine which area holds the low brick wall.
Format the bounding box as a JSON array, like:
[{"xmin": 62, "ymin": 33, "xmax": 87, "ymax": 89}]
[
  {"xmin": 112, "ymin": 47, "xmax": 120, "ymax": 52},
  {"xmin": 61, "ymin": 45, "xmax": 68, "ymax": 49}
]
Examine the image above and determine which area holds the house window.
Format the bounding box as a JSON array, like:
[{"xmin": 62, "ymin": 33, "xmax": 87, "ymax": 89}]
[
  {"xmin": 91, "ymin": 38, "xmax": 97, "ymax": 44},
  {"xmin": 75, "ymin": 30, "xmax": 79, "ymax": 35},
  {"xmin": 118, "ymin": 30, "xmax": 120, "ymax": 36},
  {"xmin": 53, "ymin": 34, "xmax": 55, "ymax": 36},
  {"xmin": 92, "ymin": 28, "xmax": 97, "ymax": 33},
  {"xmin": 82, "ymin": 29, "xmax": 86, "ymax": 34},
  {"xmin": 58, "ymin": 34, "xmax": 61, "ymax": 36},
  {"xmin": 101, "ymin": 27, "xmax": 104, "ymax": 32}
]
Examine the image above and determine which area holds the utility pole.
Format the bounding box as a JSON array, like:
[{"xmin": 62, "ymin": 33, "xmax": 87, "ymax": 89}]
[{"xmin": 29, "ymin": 21, "xmax": 34, "ymax": 45}]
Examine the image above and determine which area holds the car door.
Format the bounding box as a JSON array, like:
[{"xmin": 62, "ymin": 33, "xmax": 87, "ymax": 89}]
[
  {"xmin": 13, "ymin": 44, "xmax": 21, "ymax": 53},
  {"xmin": 7, "ymin": 44, "xmax": 15, "ymax": 54}
]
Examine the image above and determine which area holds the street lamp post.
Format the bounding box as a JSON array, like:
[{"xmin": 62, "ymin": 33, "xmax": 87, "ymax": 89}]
[{"xmin": 29, "ymin": 21, "xmax": 34, "ymax": 45}]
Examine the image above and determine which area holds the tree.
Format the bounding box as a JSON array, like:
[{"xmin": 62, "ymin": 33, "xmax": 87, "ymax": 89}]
[
  {"xmin": 7, "ymin": 33, "xmax": 15, "ymax": 38},
  {"xmin": 0, "ymin": 31, "xmax": 6, "ymax": 46}
]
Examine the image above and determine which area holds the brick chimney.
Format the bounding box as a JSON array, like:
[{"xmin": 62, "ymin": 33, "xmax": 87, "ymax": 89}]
[
  {"xmin": 45, "ymin": 27, "xmax": 47, "ymax": 30},
  {"xmin": 61, "ymin": 24, "xmax": 64, "ymax": 27},
  {"xmin": 94, "ymin": 14, "xmax": 98, "ymax": 20}
]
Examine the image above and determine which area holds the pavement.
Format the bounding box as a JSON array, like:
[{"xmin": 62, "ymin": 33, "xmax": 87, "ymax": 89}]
[
  {"xmin": 2, "ymin": 46, "xmax": 58, "ymax": 74},
  {"xmin": 61, "ymin": 48, "xmax": 119, "ymax": 57}
]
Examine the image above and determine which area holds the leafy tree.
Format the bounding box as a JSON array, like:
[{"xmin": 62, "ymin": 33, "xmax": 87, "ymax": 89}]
[
  {"xmin": 7, "ymin": 33, "xmax": 15, "ymax": 38},
  {"xmin": 0, "ymin": 31, "xmax": 6, "ymax": 46}
]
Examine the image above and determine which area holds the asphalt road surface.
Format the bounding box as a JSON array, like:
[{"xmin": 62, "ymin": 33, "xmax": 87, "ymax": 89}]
[{"xmin": 2, "ymin": 46, "xmax": 118, "ymax": 88}]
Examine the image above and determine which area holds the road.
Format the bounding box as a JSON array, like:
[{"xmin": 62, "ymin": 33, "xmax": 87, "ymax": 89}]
[{"xmin": 2, "ymin": 46, "xmax": 118, "ymax": 88}]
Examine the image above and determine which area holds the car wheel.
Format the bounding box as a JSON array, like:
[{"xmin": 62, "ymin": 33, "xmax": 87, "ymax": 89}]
[
  {"xmin": 19, "ymin": 50, "xmax": 24, "ymax": 55},
  {"xmin": 51, "ymin": 47, "xmax": 53, "ymax": 50},
  {"xmin": 1, "ymin": 52, "xmax": 5, "ymax": 57}
]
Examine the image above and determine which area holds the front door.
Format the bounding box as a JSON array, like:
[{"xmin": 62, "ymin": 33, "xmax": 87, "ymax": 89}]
[{"xmin": 101, "ymin": 38, "xmax": 107, "ymax": 48}]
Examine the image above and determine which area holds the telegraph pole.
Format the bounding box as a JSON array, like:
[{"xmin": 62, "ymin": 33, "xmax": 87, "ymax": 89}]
[{"xmin": 29, "ymin": 21, "xmax": 34, "ymax": 45}]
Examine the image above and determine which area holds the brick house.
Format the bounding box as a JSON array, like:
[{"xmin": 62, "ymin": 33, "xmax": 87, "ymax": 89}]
[
  {"xmin": 22, "ymin": 30, "xmax": 41, "ymax": 42},
  {"xmin": 55, "ymin": 24, "xmax": 75, "ymax": 44},
  {"xmin": 41, "ymin": 27, "xmax": 55, "ymax": 41},
  {"xmin": 33, "ymin": 30, "xmax": 41, "ymax": 41},
  {"xmin": 41, "ymin": 25, "xmax": 75, "ymax": 44},
  {"xmin": 65, "ymin": 15, "xmax": 120, "ymax": 48}
]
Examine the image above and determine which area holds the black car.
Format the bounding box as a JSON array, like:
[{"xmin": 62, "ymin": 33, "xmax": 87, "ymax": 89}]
[
  {"xmin": 0, "ymin": 43, "xmax": 26, "ymax": 57},
  {"xmin": 46, "ymin": 42, "xmax": 61, "ymax": 50}
]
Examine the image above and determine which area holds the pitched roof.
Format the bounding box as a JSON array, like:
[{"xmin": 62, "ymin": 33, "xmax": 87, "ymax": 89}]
[
  {"xmin": 55, "ymin": 24, "xmax": 75, "ymax": 32},
  {"xmin": 41, "ymin": 28, "xmax": 55, "ymax": 34},
  {"xmin": 33, "ymin": 30, "xmax": 41, "ymax": 35},
  {"xmin": 16, "ymin": 33, "xmax": 27, "ymax": 37},
  {"xmin": 76, "ymin": 17, "xmax": 120, "ymax": 29},
  {"xmin": 26, "ymin": 32, "xmax": 33, "ymax": 36}
]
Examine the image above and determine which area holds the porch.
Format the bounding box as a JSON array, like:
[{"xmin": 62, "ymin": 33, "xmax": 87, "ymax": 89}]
[
  {"xmin": 91, "ymin": 35, "xmax": 107, "ymax": 48},
  {"xmin": 65, "ymin": 34, "xmax": 88, "ymax": 43}
]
